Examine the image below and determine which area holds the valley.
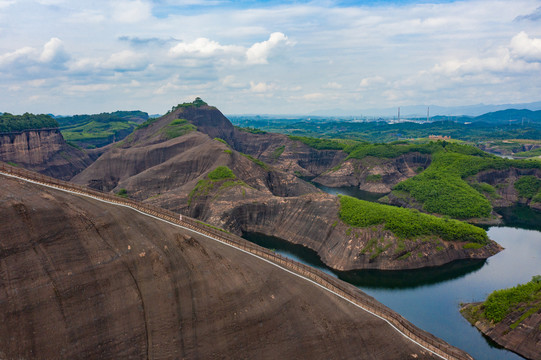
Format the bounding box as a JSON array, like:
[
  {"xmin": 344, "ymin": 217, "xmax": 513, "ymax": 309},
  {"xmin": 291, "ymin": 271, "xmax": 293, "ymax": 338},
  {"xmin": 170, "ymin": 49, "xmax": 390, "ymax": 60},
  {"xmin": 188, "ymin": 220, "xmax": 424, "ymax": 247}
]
[{"xmin": 1, "ymin": 99, "xmax": 540, "ymax": 359}]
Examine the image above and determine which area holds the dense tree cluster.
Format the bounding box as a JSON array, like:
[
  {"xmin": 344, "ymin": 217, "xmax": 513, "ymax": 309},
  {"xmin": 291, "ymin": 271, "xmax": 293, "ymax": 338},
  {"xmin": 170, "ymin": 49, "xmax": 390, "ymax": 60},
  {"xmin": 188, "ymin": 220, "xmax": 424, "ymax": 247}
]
[
  {"xmin": 0, "ymin": 113, "xmax": 58, "ymax": 133},
  {"xmin": 338, "ymin": 195, "xmax": 488, "ymax": 244}
]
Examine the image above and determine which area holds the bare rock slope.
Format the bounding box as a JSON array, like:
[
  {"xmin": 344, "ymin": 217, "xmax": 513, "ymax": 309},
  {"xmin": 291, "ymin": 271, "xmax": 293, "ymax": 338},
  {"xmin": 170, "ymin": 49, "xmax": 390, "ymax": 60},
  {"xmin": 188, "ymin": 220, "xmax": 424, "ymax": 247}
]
[
  {"xmin": 0, "ymin": 174, "xmax": 445, "ymax": 359},
  {"xmin": 72, "ymin": 104, "xmax": 499, "ymax": 271},
  {"xmin": 0, "ymin": 128, "xmax": 94, "ymax": 180}
]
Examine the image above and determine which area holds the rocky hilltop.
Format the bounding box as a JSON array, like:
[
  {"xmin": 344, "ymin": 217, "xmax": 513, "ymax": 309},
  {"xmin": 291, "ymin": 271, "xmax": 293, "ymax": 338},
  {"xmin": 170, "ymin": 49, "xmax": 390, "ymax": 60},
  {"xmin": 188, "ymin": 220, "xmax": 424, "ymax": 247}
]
[
  {"xmin": 0, "ymin": 173, "xmax": 446, "ymax": 359},
  {"xmin": 0, "ymin": 128, "xmax": 95, "ymax": 180},
  {"xmin": 72, "ymin": 100, "xmax": 499, "ymax": 271}
]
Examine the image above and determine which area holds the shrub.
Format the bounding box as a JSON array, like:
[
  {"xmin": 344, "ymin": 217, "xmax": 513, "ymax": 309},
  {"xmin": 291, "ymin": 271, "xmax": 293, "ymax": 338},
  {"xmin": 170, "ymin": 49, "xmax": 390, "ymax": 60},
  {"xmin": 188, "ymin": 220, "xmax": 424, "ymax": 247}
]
[
  {"xmin": 116, "ymin": 188, "xmax": 128, "ymax": 198},
  {"xmin": 365, "ymin": 174, "xmax": 383, "ymax": 183},
  {"xmin": 207, "ymin": 166, "xmax": 236, "ymax": 180},
  {"xmin": 338, "ymin": 195, "xmax": 488, "ymax": 244},
  {"xmin": 514, "ymin": 176, "xmax": 541, "ymax": 199},
  {"xmin": 483, "ymin": 276, "xmax": 541, "ymax": 323}
]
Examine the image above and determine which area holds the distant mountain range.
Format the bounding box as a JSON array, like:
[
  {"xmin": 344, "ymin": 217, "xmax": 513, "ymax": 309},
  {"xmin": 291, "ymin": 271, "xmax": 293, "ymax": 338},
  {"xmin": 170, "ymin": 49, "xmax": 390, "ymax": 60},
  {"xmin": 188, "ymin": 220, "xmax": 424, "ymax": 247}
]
[{"xmin": 310, "ymin": 101, "xmax": 541, "ymax": 118}]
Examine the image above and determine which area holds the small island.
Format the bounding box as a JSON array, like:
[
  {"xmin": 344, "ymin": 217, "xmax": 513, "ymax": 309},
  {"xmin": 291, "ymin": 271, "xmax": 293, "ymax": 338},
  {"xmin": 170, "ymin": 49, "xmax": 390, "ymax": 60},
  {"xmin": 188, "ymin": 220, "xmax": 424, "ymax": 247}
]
[{"xmin": 460, "ymin": 276, "xmax": 541, "ymax": 360}]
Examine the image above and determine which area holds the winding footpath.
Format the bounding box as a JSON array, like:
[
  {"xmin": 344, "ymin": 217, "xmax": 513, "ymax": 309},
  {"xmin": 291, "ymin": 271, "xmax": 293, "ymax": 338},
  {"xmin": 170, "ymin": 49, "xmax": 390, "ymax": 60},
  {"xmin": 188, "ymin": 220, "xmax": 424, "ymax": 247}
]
[{"xmin": 0, "ymin": 163, "xmax": 472, "ymax": 360}]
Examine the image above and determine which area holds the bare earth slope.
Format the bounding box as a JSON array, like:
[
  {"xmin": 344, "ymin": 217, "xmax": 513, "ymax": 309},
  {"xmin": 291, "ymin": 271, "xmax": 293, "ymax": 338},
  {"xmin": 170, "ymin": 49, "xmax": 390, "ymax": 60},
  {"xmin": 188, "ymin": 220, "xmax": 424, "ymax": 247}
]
[{"xmin": 0, "ymin": 174, "xmax": 444, "ymax": 359}]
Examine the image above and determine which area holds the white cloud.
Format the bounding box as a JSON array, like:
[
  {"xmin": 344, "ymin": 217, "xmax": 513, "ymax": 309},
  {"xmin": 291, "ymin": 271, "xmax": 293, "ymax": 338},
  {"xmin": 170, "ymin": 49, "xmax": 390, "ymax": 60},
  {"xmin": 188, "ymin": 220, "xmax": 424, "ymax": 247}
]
[
  {"xmin": 39, "ymin": 37, "xmax": 69, "ymax": 64},
  {"xmin": 0, "ymin": 46, "xmax": 36, "ymax": 66},
  {"xmin": 221, "ymin": 75, "xmax": 245, "ymax": 89},
  {"xmin": 169, "ymin": 38, "xmax": 242, "ymax": 58},
  {"xmin": 246, "ymin": 32, "xmax": 292, "ymax": 65},
  {"xmin": 0, "ymin": 0, "xmax": 15, "ymax": 9},
  {"xmin": 249, "ymin": 81, "xmax": 271, "ymax": 93},
  {"xmin": 104, "ymin": 50, "xmax": 147, "ymax": 71},
  {"xmin": 112, "ymin": 0, "xmax": 152, "ymax": 23},
  {"xmin": 510, "ymin": 31, "xmax": 541, "ymax": 62},
  {"xmin": 359, "ymin": 76, "xmax": 385, "ymax": 88}
]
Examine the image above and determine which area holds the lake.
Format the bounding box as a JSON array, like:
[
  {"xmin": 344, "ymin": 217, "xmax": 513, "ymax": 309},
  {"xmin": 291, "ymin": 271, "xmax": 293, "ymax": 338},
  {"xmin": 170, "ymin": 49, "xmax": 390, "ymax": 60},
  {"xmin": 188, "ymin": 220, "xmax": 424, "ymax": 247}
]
[{"xmin": 243, "ymin": 203, "xmax": 541, "ymax": 360}]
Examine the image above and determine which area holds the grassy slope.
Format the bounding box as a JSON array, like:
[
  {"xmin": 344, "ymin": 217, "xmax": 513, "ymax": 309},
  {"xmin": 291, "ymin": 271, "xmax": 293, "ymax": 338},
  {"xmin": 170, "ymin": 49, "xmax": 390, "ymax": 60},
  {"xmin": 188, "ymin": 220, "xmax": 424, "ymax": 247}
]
[
  {"xmin": 461, "ymin": 276, "xmax": 541, "ymax": 330},
  {"xmin": 339, "ymin": 195, "xmax": 488, "ymax": 244}
]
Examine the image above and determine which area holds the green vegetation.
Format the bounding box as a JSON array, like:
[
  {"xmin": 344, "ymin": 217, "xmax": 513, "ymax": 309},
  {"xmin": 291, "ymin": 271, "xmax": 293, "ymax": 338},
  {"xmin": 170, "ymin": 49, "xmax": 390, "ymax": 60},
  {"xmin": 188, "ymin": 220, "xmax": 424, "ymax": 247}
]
[
  {"xmin": 169, "ymin": 97, "xmax": 209, "ymax": 113},
  {"xmin": 161, "ymin": 118, "xmax": 196, "ymax": 139},
  {"xmin": 514, "ymin": 176, "xmax": 541, "ymax": 199},
  {"xmin": 189, "ymin": 166, "xmax": 248, "ymax": 205},
  {"xmin": 471, "ymin": 182, "xmax": 498, "ymax": 198},
  {"xmin": 230, "ymin": 114, "xmax": 541, "ymax": 143},
  {"xmin": 224, "ymin": 149, "xmax": 232, "ymax": 154},
  {"xmin": 515, "ymin": 147, "xmax": 541, "ymax": 158},
  {"xmin": 240, "ymin": 153, "xmax": 270, "ymax": 170},
  {"xmin": 483, "ymin": 276, "xmax": 541, "ymax": 323},
  {"xmin": 272, "ymin": 145, "xmax": 285, "ymax": 160},
  {"xmin": 0, "ymin": 113, "xmax": 58, "ymax": 132},
  {"xmin": 288, "ymin": 135, "xmax": 347, "ymax": 150},
  {"xmin": 207, "ymin": 166, "xmax": 236, "ymax": 180},
  {"xmin": 393, "ymin": 144, "xmax": 541, "ymax": 219},
  {"xmin": 58, "ymin": 111, "xmax": 149, "ymax": 147},
  {"xmin": 116, "ymin": 188, "xmax": 128, "ymax": 198},
  {"xmin": 234, "ymin": 126, "xmax": 266, "ymax": 134},
  {"xmin": 135, "ymin": 117, "xmax": 159, "ymax": 130},
  {"xmin": 338, "ymin": 195, "xmax": 488, "ymax": 244},
  {"xmin": 463, "ymin": 242, "xmax": 484, "ymax": 249},
  {"xmin": 214, "ymin": 137, "xmax": 228, "ymax": 145},
  {"xmin": 365, "ymin": 174, "xmax": 383, "ymax": 182}
]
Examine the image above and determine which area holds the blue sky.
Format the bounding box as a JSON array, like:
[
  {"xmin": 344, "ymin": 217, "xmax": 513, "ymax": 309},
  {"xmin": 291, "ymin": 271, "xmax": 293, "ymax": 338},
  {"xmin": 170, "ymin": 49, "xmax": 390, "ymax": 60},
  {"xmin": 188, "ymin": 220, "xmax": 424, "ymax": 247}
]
[{"xmin": 1, "ymin": 0, "xmax": 540, "ymax": 115}]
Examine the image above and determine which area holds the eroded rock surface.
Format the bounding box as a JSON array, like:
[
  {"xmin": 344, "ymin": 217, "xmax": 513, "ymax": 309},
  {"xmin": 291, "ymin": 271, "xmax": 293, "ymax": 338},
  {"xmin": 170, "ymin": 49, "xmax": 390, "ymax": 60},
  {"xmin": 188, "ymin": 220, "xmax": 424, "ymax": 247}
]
[
  {"xmin": 0, "ymin": 129, "xmax": 94, "ymax": 180},
  {"xmin": 0, "ymin": 175, "xmax": 445, "ymax": 359}
]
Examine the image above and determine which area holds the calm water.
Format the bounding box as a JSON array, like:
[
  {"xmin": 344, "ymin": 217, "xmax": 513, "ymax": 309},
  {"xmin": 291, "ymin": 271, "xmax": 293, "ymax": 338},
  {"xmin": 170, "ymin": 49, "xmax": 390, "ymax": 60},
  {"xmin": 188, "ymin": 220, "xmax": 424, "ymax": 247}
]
[{"xmin": 243, "ymin": 205, "xmax": 541, "ymax": 360}]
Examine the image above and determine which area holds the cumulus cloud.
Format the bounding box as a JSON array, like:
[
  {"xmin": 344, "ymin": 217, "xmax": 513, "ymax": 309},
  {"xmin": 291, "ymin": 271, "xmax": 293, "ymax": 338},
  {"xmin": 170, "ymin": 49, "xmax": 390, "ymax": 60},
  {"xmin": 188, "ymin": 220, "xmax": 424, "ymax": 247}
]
[
  {"xmin": 39, "ymin": 38, "xmax": 69, "ymax": 64},
  {"xmin": 0, "ymin": 37, "xmax": 69, "ymax": 71},
  {"xmin": 510, "ymin": 31, "xmax": 541, "ymax": 62},
  {"xmin": 169, "ymin": 38, "xmax": 243, "ymax": 58},
  {"xmin": 246, "ymin": 32, "xmax": 292, "ymax": 65},
  {"xmin": 168, "ymin": 32, "xmax": 292, "ymax": 66}
]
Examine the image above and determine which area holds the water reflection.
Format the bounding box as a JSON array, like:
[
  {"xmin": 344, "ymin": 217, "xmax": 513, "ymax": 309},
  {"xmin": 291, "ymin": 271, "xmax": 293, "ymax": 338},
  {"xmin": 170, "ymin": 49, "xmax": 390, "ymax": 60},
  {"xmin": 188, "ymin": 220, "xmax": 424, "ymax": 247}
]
[
  {"xmin": 496, "ymin": 205, "xmax": 541, "ymax": 231},
  {"xmin": 311, "ymin": 183, "xmax": 386, "ymax": 202},
  {"xmin": 336, "ymin": 260, "xmax": 486, "ymax": 289},
  {"xmin": 242, "ymin": 232, "xmax": 486, "ymax": 289}
]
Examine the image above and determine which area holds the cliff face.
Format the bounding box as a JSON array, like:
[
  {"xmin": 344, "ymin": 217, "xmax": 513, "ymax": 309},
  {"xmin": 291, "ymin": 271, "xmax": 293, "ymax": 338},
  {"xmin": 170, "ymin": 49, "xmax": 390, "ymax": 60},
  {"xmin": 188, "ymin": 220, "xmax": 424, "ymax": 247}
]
[
  {"xmin": 461, "ymin": 302, "xmax": 541, "ymax": 360},
  {"xmin": 0, "ymin": 129, "xmax": 94, "ymax": 180},
  {"xmin": 313, "ymin": 152, "xmax": 431, "ymax": 193},
  {"xmin": 187, "ymin": 189, "xmax": 501, "ymax": 271},
  {"xmin": 0, "ymin": 174, "xmax": 442, "ymax": 360},
  {"xmin": 474, "ymin": 168, "xmax": 541, "ymax": 209}
]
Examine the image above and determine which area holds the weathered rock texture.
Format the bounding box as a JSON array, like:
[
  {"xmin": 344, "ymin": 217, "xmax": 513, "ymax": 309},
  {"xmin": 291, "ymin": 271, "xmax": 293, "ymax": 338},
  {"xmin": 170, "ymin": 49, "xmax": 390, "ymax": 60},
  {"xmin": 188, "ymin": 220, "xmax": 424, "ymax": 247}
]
[
  {"xmin": 473, "ymin": 167, "xmax": 541, "ymax": 209},
  {"xmin": 313, "ymin": 153, "xmax": 431, "ymax": 193},
  {"xmin": 0, "ymin": 174, "xmax": 443, "ymax": 359},
  {"xmin": 0, "ymin": 129, "xmax": 94, "ymax": 180},
  {"xmin": 72, "ymin": 105, "xmax": 499, "ymax": 271},
  {"xmin": 461, "ymin": 302, "xmax": 541, "ymax": 360}
]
